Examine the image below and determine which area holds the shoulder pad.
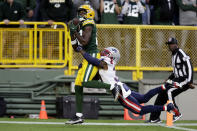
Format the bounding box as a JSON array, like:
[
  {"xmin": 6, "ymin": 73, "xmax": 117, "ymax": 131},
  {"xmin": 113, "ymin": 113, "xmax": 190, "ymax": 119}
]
[{"xmin": 82, "ymin": 19, "xmax": 95, "ymax": 27}]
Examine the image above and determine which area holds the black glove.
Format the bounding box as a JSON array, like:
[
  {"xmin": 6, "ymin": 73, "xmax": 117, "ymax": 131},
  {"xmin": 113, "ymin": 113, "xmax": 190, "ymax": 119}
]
[{"xmin": 76, "ymin": 45, "xmax": 83, "ymax": 52}]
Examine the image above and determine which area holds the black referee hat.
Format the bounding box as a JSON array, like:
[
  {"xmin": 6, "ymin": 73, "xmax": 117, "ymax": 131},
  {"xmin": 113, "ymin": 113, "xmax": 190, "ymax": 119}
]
[{"xmin": 166, "ymin": 37, "xmax": 178, "ymax": 45}]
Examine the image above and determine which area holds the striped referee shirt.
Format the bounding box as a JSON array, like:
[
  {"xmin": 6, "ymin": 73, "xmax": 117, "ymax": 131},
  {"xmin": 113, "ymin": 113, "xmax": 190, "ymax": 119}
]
[{"xmin": 169, "ymin": 48, "xmax": 193, "ymax": 86}]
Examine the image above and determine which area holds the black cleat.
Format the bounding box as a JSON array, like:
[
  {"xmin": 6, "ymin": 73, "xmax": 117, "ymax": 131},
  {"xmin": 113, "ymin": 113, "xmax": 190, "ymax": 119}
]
[
  {"xmin": 173, "ymin": 113, "xmax": 182, "ymax": 122},
  {"xmin": 167, "ymin": 103, "xmax": 175, "ymax": 112},
  {"xmin": 65, "ymin": 116, "xmax": 84, "ymax": 125}
]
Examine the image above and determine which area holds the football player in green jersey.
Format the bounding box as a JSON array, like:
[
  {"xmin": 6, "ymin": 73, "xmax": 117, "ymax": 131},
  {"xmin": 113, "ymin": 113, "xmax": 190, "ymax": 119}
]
[
  {"xmin": 121, "ymin": 0, "xmax": 145, "ymax": 65},
  {"xmin": 122, "ymin": 0, "xmax": 145, "ymax": 24},
  {"xmin": 100, "ymin": 0, "xmax": 121, "ymax": 24},
  {"xmin": 100, "ymin": 0, "xmax": 122, "ymax": 49},
  {"xmin": 66, "ymin": 4, "xmax": 100, "ymax": 124}
]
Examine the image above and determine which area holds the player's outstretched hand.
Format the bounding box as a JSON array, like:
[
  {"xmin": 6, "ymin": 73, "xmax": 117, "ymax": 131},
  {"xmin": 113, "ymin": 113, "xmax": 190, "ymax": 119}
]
[
  {"xmin": 68, "ymin": 18, "xmax": 80, "ymax": 36},
  {"xmin": 172, "ymin": 82, "xmax": 182, "ymax": 88},
  {"xmin": 165, "ymin": 80, "xmax": 182, "ymax": 88},
  {"xmin": 76, "ymin": 46, "xmax": 83, "ymax": 52}
]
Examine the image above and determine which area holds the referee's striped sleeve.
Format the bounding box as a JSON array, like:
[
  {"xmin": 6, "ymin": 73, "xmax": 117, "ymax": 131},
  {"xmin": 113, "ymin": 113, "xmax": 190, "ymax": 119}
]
[{"xmin": 179, "ymin": 49, "xmax": 193, "ymax": 83}]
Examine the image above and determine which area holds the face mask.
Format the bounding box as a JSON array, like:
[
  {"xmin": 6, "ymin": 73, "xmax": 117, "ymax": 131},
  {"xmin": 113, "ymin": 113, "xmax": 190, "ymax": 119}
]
[{"xmin": 77, "ymin": 15, "xmax": 86, "ymax": 22}]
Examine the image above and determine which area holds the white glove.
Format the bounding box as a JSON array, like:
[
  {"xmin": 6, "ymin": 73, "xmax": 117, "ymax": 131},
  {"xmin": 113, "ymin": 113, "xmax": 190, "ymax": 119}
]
[
  {"xmin": 166, "ymin": 79, "xmax": 173, "ymax": 84},
  {"xmin": 117, "ymin": 82, "xmax": 131, "ymax": 99},
  {"xmin": 166, "ymin": 79, "xmax": 183, "ymax": 88}
]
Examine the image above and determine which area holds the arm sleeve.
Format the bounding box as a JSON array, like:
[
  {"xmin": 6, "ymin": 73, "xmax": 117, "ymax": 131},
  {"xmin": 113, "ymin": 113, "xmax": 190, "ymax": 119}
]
[
  {"xmin": 121, "ymin": 1, "xmax": 129, "ymax": 15},
  {"xmin": 175, "ymin": 0, "xmax": 197, "ymax": 11},
  {"xmin": 82, "ymin": 52, "xmax": 101, "ymax": 67},
  {"xmin": 82, "ymin": 80, "xmax": 111, "ymax": 89},
  {"xmin": 182, "ymin": 56, "xmax": 193, "ymax": 84},
  {"xmin": 137, "ymin": 1, "xmax": 145, "ymax": 14}
]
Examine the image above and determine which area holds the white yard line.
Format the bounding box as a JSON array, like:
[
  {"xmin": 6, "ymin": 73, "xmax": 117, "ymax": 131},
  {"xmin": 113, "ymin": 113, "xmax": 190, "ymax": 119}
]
[
  {"xmin": 163, "ymin": 125, "xmax": 197, "ymax": 131},
  {"xmin": 0, "ymin": 121, "xmax": 197, "ymax": 130}
]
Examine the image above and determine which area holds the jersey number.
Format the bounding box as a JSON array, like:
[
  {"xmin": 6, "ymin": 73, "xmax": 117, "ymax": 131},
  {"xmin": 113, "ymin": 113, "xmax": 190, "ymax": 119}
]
[
  {"xmin": 127, "ymin": 5, "xmax": 139, "ymax": 17},
  {"xmin": 104, "ymin": 1, "xmax": 115, "ymax": 13}
]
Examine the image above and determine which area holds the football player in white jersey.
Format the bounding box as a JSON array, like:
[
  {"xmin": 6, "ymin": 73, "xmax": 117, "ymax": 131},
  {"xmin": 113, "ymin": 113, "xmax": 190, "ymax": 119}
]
[{"xmin": 75, "ymin": 46, "xmax": 180, "ymax": 116}]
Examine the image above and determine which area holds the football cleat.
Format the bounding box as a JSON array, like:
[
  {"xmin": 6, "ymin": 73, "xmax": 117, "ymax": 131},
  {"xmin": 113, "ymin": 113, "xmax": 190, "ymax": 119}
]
[
  {"xmin": 173, "ymin": 113, "xmax": 182, "ymax": 122},
  {"xmin": 65, "ymin": 116, "xmax": 84, "ymax": 125}
]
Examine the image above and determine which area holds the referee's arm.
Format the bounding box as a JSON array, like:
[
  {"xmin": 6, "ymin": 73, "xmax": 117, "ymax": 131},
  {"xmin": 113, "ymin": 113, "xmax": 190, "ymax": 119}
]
[{"xmin": 181, "ymin": 55, "xmax": 193, "ymax": 86}]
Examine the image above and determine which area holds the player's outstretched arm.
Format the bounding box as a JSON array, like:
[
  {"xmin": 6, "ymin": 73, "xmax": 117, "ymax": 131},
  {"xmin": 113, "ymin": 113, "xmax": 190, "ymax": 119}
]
[{"xmin": 77, "ymin": 46, "xmax": 108, "ymax": 69}]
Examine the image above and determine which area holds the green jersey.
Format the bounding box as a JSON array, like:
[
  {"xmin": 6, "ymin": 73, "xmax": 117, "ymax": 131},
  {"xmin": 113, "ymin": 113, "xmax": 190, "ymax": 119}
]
[
  {"xmin": 123, "ymin": 1, "xmax": 143, "ymax": 24},
  {"xmin": 100, "ymin": 0, "xmax": 121, "ymax": 24},
  {"xmin": 79, "ymin": 19, "xmax": 98, "ymax": 53}
]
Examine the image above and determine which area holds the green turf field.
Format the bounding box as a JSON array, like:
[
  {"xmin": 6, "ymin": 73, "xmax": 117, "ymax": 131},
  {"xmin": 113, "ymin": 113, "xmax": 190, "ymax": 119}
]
[{"xmin": 0, "ymin": 118, "xmax": 197, "ymax": 131}]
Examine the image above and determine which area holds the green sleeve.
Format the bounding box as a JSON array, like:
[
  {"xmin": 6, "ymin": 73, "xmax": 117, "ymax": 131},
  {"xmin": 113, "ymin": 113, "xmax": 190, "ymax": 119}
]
[
  {"xmin": 29, "ymin": 0, "xmax": 36, "ymax": 10},
  {"xmin": 82, "ymin": 80, "xmax": 111, "ymax": 89},
  {"xmin": 176, "ymin": 0, "xmax": 197, "ymax": 11}
]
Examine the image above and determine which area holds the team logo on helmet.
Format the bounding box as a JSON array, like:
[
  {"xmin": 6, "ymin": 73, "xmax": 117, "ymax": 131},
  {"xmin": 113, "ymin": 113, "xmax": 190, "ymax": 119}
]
[
  {"xmin": 101, "ymin": 47, "xmax": 120, "ymax": 65},
  {"xmin": 78, "ymin": 4, "xmax": 95, "ymax": 19}
]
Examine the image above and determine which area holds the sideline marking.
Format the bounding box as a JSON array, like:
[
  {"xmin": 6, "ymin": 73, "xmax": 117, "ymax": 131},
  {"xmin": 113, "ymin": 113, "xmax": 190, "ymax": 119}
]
[
  {"xmin": 163, "ymin": 125, "xmax": 197, "ymax": 131},
  {"xmin": 0, "ymin": 121, "xmax": 197, "ymax": 130},
  {"xmin": 0, "ymin": 121, "xmax": 197, "ymax": 126}
]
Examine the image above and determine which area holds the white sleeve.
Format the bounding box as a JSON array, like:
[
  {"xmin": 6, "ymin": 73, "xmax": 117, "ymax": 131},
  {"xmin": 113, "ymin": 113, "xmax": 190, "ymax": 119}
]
[
  {"xmin": 121, "ymin": 2, "xmax": 130, "ymax": 15},
  {"xmin": 137, "ymin": 1, "xmax": 145, "ymax": 14}
]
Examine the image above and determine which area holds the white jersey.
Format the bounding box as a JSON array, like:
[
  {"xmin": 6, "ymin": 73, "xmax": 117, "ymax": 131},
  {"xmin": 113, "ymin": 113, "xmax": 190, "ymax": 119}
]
[
  {"xmin": 99, "ymin": 56, "xmax": 119, "ymax": 86},
  {"xmin": 99, "ymin": 56, "xmax": 131, "ymax": 98}
]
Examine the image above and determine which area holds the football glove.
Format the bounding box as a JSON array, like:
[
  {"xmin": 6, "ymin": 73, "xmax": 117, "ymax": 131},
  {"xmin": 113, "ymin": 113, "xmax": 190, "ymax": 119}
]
[
  {"xmin": 166, "ymin": 79, "xmax": 173, "ymax": 84},
  {"xmin": 76, "ymin": 45, "xmax": 83, "ymax": 52},
  {"xmin": 166, "ymin": 79, "xmax": 182, "ymax": 88},
  {"xmin": 68, "ymin": 21, "xmax": 78, "ymax": 36},
  {"xmin": 172, "ymin": 82, "xmax": 182, "ymax": 88}
]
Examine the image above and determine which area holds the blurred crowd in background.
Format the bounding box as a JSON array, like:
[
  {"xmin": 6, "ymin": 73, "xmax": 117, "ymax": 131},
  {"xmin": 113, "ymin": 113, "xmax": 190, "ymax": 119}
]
[{"xmin": 0, "ymin": 0, "xmax": 196, "ymax": 27}]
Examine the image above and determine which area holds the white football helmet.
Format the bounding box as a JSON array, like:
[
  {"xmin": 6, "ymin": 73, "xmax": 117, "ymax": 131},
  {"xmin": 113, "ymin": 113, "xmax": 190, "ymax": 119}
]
[{"xmin": 101, "ymin": 47, "xmax": 120, "ymax": 65}]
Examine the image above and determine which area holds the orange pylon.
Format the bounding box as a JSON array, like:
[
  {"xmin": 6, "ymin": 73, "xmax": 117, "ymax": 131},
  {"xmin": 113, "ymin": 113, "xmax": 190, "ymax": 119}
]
[
  {"xmin": 39, "ymin": 100, "xmax": 48, "ymax": 119},
  {"xmin": 166, "ymin": 100, "xmax": 173, "ymax": 126},
  {"xmin": 124, "ymin": 107, "xmax": 145, "ymax": 120},
  {"xmin": 124, "ymin": 109, "xmax": 132, "ymax": 120}
]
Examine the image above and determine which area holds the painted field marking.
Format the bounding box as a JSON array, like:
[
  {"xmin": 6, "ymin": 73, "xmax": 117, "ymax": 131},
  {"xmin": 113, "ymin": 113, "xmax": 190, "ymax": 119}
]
[{"xmin": 0, "ymin": 121, "xmax": 197, "ymax": 131}]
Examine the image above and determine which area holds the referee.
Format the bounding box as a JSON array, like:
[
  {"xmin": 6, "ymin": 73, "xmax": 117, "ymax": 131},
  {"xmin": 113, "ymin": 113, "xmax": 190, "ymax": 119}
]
[{"xmin": 147, "ymin": 37, "xmax": 195, "ymax": 123}]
